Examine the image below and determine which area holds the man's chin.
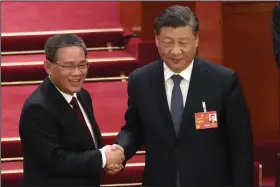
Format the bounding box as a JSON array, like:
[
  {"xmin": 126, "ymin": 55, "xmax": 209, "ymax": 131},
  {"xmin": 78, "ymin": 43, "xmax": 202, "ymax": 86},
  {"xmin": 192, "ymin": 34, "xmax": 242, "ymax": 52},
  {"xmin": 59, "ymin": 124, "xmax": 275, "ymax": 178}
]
[{"xmin": 67, "ymin": 86, "xmax": 82, "ymax": 95}]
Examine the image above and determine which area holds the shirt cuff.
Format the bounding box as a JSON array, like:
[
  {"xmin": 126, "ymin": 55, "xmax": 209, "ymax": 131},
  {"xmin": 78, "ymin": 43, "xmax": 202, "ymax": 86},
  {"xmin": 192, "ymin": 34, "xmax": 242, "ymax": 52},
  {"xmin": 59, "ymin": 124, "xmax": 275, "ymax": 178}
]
[{"xmin": 99, "ymin": 149, "xmax": 106, "ymax": 168}]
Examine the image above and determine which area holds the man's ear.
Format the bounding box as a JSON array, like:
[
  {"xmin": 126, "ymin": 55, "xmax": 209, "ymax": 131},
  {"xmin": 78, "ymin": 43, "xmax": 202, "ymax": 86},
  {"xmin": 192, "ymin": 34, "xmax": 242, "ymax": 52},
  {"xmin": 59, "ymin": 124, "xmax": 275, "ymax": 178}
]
[
  {"xmin": 44, "ymin": 60, "xmax": 52, "ymax": 75},
  {"xmin": 155, "ymin": 35, "xmax": 159, "ymax": 48},
  {"xmin": 195, "ymin": 33, "xmax": 199, "ymax": 48}
]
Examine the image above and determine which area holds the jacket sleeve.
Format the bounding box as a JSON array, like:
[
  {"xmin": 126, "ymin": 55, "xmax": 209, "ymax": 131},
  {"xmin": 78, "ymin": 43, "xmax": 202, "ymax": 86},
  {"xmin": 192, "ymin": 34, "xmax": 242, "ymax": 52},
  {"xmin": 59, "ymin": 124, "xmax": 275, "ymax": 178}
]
[
  {"xmin": 19, "ymin": 103, "xmax": 103, "ymax": 176},
  {"xmin": 116, "ymin": 73, "xmax": 144, "ymax": 162},
  {"xmin": 224, "ymin": 73, "xmax": 254, "ymax": 186},
  {"xmin": 272, "ymin": 4, "xmax": 280, "ymax": 69}
]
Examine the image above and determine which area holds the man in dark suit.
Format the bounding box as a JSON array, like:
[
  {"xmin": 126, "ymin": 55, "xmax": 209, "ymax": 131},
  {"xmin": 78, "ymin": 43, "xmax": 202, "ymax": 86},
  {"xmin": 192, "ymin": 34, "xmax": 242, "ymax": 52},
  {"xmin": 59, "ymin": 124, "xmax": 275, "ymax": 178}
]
[
  {"xmin": 273, "ymin": 3, "xmax": 280, "ymax": 70},
  {"xmin": 19, "ymin": 34, "xmax": 124, "ymax": 187},
  {"xmin": 114, "ymin": 5, "xmax": 254, "ymax": 186},
  {"xmin": 272, "ymin": 4, "xmax": 280, "ymax": 187}
]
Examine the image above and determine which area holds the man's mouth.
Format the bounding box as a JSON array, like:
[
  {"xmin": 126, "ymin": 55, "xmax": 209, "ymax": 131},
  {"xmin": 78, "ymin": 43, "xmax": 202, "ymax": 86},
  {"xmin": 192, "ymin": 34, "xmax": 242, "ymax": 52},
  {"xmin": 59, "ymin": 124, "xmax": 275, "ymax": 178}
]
[{"xmin": 69, "ymin": 79, "xmax": 82, "ymax": 85}]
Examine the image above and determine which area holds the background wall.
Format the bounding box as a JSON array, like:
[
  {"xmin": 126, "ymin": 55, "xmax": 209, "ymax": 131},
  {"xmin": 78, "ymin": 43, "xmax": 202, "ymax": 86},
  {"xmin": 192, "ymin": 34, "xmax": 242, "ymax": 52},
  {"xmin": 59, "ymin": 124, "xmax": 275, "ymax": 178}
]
[
  {"xmin": 222, "ymin": 2, "xmax": 279, "ymax": 141},
  {"xmin": 2, "ymin": 2, "xmax": 120, "ymax": 32}
]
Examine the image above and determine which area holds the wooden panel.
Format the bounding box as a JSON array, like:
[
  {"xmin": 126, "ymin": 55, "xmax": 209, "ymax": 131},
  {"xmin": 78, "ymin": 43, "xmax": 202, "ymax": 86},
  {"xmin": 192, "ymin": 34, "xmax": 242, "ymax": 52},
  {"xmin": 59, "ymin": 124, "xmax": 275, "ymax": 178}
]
[
  {"xmin": 140, "ymin": 2, "xmax": 196, "ymax": 41},
  {"xmin": 222, "ymin": 2, "xmax": 279, "ymax": 141},
  {"xmin": 196, "ymin": 2, "xmax": 222, "ymax": 65},
  {"xmin": 119, "ymin": 2, "xmax": 141, "ymax": 33}
]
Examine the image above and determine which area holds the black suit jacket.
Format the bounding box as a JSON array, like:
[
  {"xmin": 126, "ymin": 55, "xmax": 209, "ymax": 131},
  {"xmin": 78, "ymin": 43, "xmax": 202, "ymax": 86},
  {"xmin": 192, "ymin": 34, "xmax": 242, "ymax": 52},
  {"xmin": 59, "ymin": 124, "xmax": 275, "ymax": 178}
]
[
  {"xmin": 117, "ymin": 57, "xmax": 254, "ymax": 186},
  {"xmin": 273, "ymin": 4, "xmax": 280, "ymax": 187},
  {"xmin": 273, "ymin": 3, "xmax": 280, "ymax": 69},
  {"xmin": 19, "ymin": 77, "xmax": 104, "ymax": 187}
]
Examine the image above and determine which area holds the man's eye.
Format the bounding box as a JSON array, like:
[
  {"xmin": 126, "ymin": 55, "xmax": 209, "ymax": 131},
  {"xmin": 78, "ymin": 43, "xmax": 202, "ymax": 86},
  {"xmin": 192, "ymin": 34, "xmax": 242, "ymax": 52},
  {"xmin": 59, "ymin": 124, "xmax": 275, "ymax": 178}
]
[
  {"xmin": 64, "ymin": 65, "xmax": 74, "ymax": 68},
  {"xmin": 163, "ymin": 41, "xmax": 172, "ymax": 44}
]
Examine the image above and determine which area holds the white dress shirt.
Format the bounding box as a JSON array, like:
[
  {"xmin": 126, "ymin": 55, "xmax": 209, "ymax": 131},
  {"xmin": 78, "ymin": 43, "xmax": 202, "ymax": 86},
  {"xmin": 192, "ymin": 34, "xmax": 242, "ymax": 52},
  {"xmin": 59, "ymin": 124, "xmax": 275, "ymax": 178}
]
[
  {"xmin": 50, "ymin": 77, "xmax": 106, "ymax": 168},
  {"xmin": 163, "ymin": 60, "xmax": 194, "ymax": 110}
]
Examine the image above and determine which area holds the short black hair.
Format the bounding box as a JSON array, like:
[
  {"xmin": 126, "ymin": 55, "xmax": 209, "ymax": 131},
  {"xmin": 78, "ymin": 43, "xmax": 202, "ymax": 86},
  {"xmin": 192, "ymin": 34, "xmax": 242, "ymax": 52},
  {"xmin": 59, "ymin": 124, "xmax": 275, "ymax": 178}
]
[
  {"xmin": 44, "ymin": 33, "xmax": 88, "ymax": 62},
  {"xmin": 154, "ymin": 5, "xmax": 199, "ymax": 36}
]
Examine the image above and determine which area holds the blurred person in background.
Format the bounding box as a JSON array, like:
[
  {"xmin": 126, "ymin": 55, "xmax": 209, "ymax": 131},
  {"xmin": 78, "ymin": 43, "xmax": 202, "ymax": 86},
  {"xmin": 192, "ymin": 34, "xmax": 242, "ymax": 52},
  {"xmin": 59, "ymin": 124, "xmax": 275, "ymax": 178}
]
[{"xmin": 272, "ymin": 4, "xmax": 280, "ymax": 186}]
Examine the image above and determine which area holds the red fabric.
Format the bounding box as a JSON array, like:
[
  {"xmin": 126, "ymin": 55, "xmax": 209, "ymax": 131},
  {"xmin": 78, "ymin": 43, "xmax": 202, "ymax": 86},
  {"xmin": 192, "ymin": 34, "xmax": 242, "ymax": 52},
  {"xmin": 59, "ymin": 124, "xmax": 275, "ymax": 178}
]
[
  {"xmin": 254, "ymin": 140, "xmax": 279, "ymax": 177},
  {"xmin": 138, "ymin": 41, "xmax": 160, "ymax": 67},
  {"xmin": 0, "ymin": 157, "xmax": 272, "ymax": 186},
  {"xmin": 2, "ymin": 51, "xmax": 137, "ymax": 82},
  {"xmin": 263, "ymin": 176, "xmax": 276, "ymax": 186},
  {"xmin": 1, "ymin": 155, "xmax": 145, "ymax": 186},
  {"xmin": 2, "ymin": 29, "xmax": 124, "ymax": 52},
  {"xmin": 2, "ymin": 140, "xmax": 23, "ymax": 158},
  {"xmin": 2, "ymin": 2, "xmax": 120, "ymax": 32}
]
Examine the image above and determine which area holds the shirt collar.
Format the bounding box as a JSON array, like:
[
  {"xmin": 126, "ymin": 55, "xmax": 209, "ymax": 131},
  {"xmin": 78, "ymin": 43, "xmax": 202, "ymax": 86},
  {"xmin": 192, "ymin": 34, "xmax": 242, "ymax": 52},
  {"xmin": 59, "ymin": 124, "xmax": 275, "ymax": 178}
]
[
  {"xmin": 163, "ymin": 59, "xmax": 194, "ymax": 82},
  {"xmin": 48, "ymin": 76, "xmax": 77, "ymax": 103}
]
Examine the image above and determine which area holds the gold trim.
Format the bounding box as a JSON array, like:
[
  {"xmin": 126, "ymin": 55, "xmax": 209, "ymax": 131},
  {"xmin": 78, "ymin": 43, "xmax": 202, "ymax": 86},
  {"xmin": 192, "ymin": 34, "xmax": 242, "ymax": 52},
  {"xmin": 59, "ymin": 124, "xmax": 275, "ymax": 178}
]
[
  {"xmin": 120, "ymin": 71, "xmax": 127, "ymax": 82},
  {"xmin": 2, "ymin": 157, "xmax": 23, "ymax": 162},
  {"xmin": 2, "ymin": 28, "xmax": 124, "ymax": 37},
  {"xmin": 101, "ymin": 183, "xmax": 142, "ymax": 187},
  {"xmin": 1, "ymin": 76, "xmax": 128, "ymax": 86},
  {"xmin": 1, "ymin": 46, "xmax": 125, "ymax": 56},
  {"xmin": 1, "ymin": 151, "xmax": 146, "ymax": 162},
  {"xmin": 131, "ymin": 26, "xmax": 142, "ymax": 32},
  {"xmin": 107, "ymin": 42, "xmax": 113, "ymax": 52},
  {"xmin": 2, "ymin": 57, "xmax": 136, "ymax": 67},
  {"xmin": 1, "ymin": 169, "xmax": 23, "ymax": 174},
  {"xmin": 258, "ymin": 164, "xmax": 263, "ymax": 186},
  {"xmin": 2, "ymin": 137, "xmax": 21, "ymax": 141}
]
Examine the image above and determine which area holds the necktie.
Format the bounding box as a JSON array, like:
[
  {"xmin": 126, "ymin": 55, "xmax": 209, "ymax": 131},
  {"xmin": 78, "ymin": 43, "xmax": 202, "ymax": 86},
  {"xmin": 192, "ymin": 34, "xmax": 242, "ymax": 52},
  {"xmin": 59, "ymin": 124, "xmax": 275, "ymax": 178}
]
[
  {"xmin": 70, "ymin": 97, "xmax": 96, "ymax": 147},
  {"xmin": 170, "ymin": 75, "xmax": 183, "ymax": 187},
  {"xmin": 170, "ymin": 75, "xmax": 184, "ymax": 135}
]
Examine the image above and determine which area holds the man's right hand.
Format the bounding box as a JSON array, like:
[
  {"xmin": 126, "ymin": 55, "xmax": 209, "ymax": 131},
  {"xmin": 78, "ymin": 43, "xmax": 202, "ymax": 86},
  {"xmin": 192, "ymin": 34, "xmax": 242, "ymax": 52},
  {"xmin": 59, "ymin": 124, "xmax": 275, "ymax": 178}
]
[{"xmin": 101, "ymin": 145, "xmax": 124, "ymax": 165}]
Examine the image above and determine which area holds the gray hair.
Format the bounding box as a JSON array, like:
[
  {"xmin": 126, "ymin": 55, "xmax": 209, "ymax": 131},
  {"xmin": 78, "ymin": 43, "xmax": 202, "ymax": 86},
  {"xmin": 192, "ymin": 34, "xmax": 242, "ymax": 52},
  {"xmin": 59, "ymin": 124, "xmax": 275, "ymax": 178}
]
[
  {"xmin": 154, "ymin": 5, "xmax": 199, "ymax": 36},
  {"xmin": 44, "ymin": 33, "xmax": 88, "ymax": 62}
]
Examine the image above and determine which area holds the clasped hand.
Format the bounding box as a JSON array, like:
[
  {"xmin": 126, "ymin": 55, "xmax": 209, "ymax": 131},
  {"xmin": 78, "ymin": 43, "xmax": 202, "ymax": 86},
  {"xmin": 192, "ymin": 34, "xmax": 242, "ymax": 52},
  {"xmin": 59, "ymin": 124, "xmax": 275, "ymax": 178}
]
[{"xmin": 101, "ymin": 144, "xmax": 124, "ymax": 175}]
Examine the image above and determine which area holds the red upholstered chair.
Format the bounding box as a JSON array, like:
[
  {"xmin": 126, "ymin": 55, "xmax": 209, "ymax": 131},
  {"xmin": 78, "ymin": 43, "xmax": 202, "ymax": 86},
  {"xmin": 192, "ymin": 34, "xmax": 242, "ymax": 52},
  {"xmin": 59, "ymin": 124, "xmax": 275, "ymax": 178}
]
[{"xmin": 254, "ymin": 161, "xmax": 263, "ymax": 186}]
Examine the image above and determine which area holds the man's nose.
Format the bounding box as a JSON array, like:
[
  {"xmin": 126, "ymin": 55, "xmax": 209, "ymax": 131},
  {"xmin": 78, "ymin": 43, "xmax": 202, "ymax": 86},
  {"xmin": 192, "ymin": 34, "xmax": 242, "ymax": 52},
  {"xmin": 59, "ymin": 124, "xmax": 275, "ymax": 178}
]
[
  {"xmin": 170, "ymin": 45, "xmax": 182, "ymax": 56},
  {"xmin": 71, "ymin": 66, "xmax": 83, "ymax": 75}
]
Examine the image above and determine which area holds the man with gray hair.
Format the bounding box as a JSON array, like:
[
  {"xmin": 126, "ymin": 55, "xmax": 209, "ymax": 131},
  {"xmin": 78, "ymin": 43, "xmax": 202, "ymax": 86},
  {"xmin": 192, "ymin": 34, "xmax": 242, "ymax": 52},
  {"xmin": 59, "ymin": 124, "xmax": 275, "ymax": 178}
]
[
  {"xmin": 114, "ymin": 5, "xmax": 254, "ymax": 186},
  {"xmin": 19, "ymin": 33, "xmax": 124, "ymax": 186}
]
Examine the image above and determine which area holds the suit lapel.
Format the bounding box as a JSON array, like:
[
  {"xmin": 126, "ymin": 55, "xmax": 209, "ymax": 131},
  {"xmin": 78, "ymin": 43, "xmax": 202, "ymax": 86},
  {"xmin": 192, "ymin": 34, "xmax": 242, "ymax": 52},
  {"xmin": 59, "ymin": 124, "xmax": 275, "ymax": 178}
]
[
  {"xmin": 42, "ymin": 78, "xmax": 96, "ymax": 148},
  {"xmin": 151, "ymin": 61, "xmax": 178, "ymax": 141},
  {"xmin": 178, "ymin": 57, "xmax": 207, "ymax": 139}
]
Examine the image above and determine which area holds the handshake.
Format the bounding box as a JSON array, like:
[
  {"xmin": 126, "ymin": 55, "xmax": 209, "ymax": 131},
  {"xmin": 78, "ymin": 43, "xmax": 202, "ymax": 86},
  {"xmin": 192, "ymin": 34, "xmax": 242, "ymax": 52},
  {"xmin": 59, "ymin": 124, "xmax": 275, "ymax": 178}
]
[{"xmin": 101, "ymin": 144, "xmax": 125, "ymax": 175}]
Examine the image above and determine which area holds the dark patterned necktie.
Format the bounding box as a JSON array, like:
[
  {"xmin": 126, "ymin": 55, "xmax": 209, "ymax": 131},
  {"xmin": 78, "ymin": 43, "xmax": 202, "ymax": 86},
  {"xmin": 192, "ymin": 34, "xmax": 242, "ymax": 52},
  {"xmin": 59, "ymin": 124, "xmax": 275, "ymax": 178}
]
[{"xmin": 70, "ymin": 97, "xmax": 97, "ymax": 147}]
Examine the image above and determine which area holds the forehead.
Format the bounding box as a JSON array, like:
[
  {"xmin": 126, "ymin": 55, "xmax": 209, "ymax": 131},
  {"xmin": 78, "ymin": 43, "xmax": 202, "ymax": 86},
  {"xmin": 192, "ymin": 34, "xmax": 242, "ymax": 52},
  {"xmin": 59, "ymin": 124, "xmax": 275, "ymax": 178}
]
[
  {"xmin": 56, "ymin": 46, "xmax": 86, "ymax": 62},
  {"xmin": 158, "ymin": 26, "xmax": 195, "ymax": 39}
]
